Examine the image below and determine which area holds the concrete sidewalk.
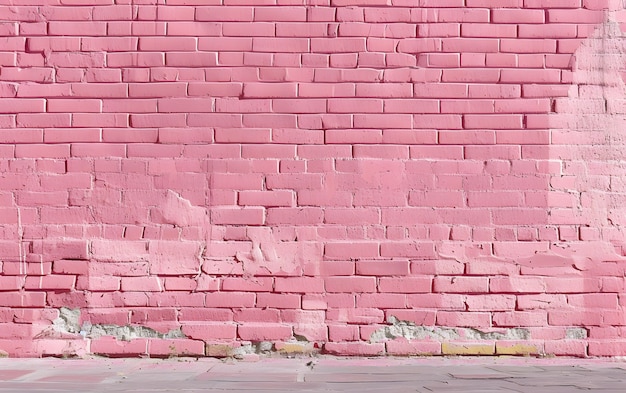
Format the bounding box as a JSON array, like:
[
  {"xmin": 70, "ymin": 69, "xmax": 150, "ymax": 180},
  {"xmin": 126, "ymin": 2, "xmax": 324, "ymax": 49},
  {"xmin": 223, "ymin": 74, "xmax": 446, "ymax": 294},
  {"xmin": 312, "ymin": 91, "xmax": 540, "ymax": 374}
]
[{"xmin": 0, "ymin": 356, "xmax": 625, "ymax": 392}]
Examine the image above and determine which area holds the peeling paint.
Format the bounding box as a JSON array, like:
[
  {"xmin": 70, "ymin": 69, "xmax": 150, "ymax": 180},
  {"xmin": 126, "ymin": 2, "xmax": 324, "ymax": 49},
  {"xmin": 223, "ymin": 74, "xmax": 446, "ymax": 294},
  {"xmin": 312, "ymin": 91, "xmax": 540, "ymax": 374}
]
[
  {"xmin": 154, "ymin": 190, "xmax": 208, "ymax": 228},
  {"xmin": 235, "ymin": 227, "xmax": 322, "ymax": 276}
]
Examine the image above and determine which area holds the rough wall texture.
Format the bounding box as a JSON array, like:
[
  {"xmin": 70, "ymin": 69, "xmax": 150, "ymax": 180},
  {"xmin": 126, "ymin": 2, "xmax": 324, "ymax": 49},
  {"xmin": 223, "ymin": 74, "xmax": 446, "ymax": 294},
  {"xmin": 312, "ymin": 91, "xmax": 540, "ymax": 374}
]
[{"xmin": 1, "ymin": 0, "xmax": 626, "ymax": 357}]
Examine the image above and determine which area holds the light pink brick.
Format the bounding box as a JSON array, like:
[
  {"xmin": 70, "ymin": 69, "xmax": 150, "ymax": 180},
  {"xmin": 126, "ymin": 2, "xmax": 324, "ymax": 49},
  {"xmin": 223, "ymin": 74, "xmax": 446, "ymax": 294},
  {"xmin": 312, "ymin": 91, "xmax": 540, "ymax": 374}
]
[
  {"xmin": 378, "ymin": 277, "xmax": 431, "ymax": 293},
  {"xmin": 324, "ymin": 342, "xmax": 385, "ymax": 356},
  {"xmin": 386, "ymin": 340, "xmax": 441, "ymax": 356},
  {"xmin": 433, "ymin": 276, "xmax": 489, "ymax": 293},
  {"xmin": 355, "ymin": 260, "xmax": 409, "ymax": 276},
  {"xmin": 91, "ymin": 338, "xmax": 148, "ymax": 357},
  {"xmin": 325, "ymin": 277, "xmax": 376, "ymax": 293},
  {"xmin": 148, "ymin": 339, "xmax": 205, "ymax": 357},
  {"xmin": 544, "ymin": 340, "xmax": 587, "ymax": 357},
  {"xmin": 237, "ymin": 324, "xmax": 292, "ymax": 341},
  {"xmin": 436, "ymin": 311, "xmax": 491, "ymax": 328},
  {"xmin": 275, "ymin": 277, "xmax": 325, "ymax": 293},
  {"xmin": 238, "ymin": 190, "xmax": 294, "ymax": 207}
]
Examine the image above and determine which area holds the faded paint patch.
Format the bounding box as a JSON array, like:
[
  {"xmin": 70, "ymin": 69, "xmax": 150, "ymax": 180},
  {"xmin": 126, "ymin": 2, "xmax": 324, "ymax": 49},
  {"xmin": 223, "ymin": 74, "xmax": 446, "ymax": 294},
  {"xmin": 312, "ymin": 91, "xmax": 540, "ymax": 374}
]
[{"xmin": 552, "ymin": 10, "xmax": 626, "ymax": 238}]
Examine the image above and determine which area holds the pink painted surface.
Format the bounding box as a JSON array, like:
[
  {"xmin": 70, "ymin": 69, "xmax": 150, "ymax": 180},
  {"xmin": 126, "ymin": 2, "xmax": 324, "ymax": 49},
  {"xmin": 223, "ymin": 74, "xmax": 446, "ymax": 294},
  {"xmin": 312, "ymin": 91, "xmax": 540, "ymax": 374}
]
[{"xmin": 1, "ymin": 0, "xmax": 626, "ymax": 357}]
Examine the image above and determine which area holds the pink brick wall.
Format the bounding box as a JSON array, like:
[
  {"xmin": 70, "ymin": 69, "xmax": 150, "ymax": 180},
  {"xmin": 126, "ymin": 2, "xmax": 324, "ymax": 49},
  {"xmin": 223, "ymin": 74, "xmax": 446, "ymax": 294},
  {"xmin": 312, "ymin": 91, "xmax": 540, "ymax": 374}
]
[{"xmin": 1, "ymin": 0, "xmax": 626, "ymax": 357}]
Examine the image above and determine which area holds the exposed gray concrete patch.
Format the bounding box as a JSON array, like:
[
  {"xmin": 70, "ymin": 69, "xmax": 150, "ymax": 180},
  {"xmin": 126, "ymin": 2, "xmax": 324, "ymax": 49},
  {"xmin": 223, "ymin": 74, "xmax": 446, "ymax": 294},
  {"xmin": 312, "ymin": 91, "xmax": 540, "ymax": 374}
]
[
  {"xmin": 463, "ymin": 328, "xmax": 530, "ymax": 341},
  {"xmin": 370, "ymin": 316, "xmax": 459, "ymax": 343},
  {"xmin": 51, "ymin": 308, "xmax": 185, "ymax": 341},
  {"xmin": 370, "ymin": 316, "xmax": 530, "ymax": 343},
  {"xmin": 230, "ymin": 342, "xmax": 273, "ymax": 359},
  {"xmin": 566, "ymin": 327, "xmax": 588, "ymax": 339},
  {"xmin": 85, "ymin": 324, "xmax": 185, "ymax": 341},
  {"xmin": 52, "ymin": 307, "xmax": 81, "ymax": 335}
]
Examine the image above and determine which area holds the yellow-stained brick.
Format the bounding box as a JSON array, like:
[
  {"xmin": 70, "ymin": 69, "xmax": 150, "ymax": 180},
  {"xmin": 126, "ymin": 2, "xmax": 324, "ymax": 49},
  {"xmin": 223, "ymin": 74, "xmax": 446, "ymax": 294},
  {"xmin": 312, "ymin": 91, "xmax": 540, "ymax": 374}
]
[
  {"xmin": 441, "ymin": 342, "xmax": 495, "ymax": 356},
  {"xmin": 275, "ymin": 342, "xmax": 316, "ymax": 355},
  {"xmin": 496, "ymin": 342, "xmax": 543, "ymax": 356},
  {"xmin": 205, "ymin": 344, "xmax": 233, "ymax": 358}
]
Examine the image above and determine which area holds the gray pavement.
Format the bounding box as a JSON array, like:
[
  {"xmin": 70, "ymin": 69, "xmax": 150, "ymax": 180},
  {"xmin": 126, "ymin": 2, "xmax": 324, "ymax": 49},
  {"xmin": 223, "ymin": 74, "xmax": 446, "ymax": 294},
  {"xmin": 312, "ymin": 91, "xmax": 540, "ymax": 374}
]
[{"xmin": 0, "ymin": 356, "xmax": 626, "ymax": 392}]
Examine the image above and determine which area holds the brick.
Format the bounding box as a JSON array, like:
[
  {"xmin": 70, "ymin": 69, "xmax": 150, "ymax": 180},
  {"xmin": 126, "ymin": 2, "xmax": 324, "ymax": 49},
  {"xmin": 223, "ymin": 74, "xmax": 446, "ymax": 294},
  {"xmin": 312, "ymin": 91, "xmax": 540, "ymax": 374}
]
[
  {"xmin": 386, "ymin": 340, "xmax": 441, "ymax": 356},
  {"xmin": 356, "ymin": 293, "xmax": 407, "ymax": 308},
  {"xmin": 441, "ymin": 342, "xmax": 495, "ymax": 356},
  {"xmin": 548, "ymin": 310, "xmax": 603, "ymax": 326},
  {"xmin": 266, "ymin": 207, "xmax": 323, "ymax": 225},
  {"xmin": 242, "ymin": 83, "xmax": 297, "ymax": 98},
  {"xmin": 517, "ymin": 294, "xmax": 567, "ymax": 310},
  {"xmin": 24, "ymin": 275, "xmax": 75, "ymax": 290},
  {"xmin": 222, "ymin": 277, "xmax": 273, "ymax": 292},
  {"xmin": 544, "ymin": 277, "xmax": 601, "ymax": 293},
  {"xmin": 324, "ymin": 342, "xmax": 385, "ymax": 356},
  {"xmin": 147, "ymin": 293, "xmax": 204, "ymax": 308},
  {"xmin": 567, "ymin": 294, "xmax": 618, "ymax": 309},
  {"xmin": 275, "ymin": 277, "xmax": 324, "ymax": 293},
  {"xmin": 355, "ymin": 260, "xmax": 409, "ymax": 276},
  {"xmin": 148, "ymin": 339, "xmax": 205, "ymax": 358},
  {"xmin": 233, "ymin": 309, "xmax": 280, "ymax": 323},
  {"xmin": 465, "ymin": 295, "xmax": 516, "ymax": 311},
  {"xmin": 411, "ymin": 260, "xmax": 465, "ymax": 275},
  {"xmin": 355, "ymin": 83, "xmax": 412, "ymax": 98},
  {"xmin": 41, "ymin": 240, "xmax": 88, "ymax": 260},
  {"xmin": 237, "ymin": 324, "xmax": 292, "ymax": 341},
  {"xmin": 182, "ymin": 322, "xmax": 237, "ymax": 341},
  {"xmin": 325, "ymin": 277, "xmax": 376, "ymax": 293},
  {"xmin": 434, "ymin": 276, "xmax": 489, "ymax": 293},
  {"xmin": 257, "ymin": 293, "xmax": 300, "ymax": 309},
  {"xmin": 492, "ymin": 9, "xmax": 545, "ymax": 23},
  {"xmin": 544, "ymin": 340, "xmax": 587, "ymax": 357},
  {"xmin": 490, "ymin": 277, "xmax": 546, "ymax": 293},
  {"xmin": 120, "ymin": 277, "xmax": 162, "ymax": 292},
  {"xmin": 325, "ymin": 242, "xmax": 379, "ymax": 259},
  {"xmin": 496, "ymin": 341, "xmax": 544, "ymax": 356},
  {"xmin": 0, "ymin": 293, "xmax": 46, "ymax": 308},
  {"xmin": 493, "ymin": 311, "xmax": 548, "ymax": 327},
  {"xmin": 91, "ymin": 338, "xmax": 148, "ymax": 357},
  {"xmin": 0, "ymin": 99, "xmax": 45, "ymax": 113},
  {"xmin": 211, "ymin": 207, "xmax": 265, "ymax": 225},
  {"xmin": 76, "ymin": 276, "xmax": 120, "ymax": 291},
  {"xmin": 238, "ymin": 190, "xmax": 294, "ymax": 207},
  {"xmin": 378, "ymin": 277, "xmax": 431, "ymax": 293},
  {"xmin": 501, "ymin": 69, "xmax": 561, "ymax": 83}
]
